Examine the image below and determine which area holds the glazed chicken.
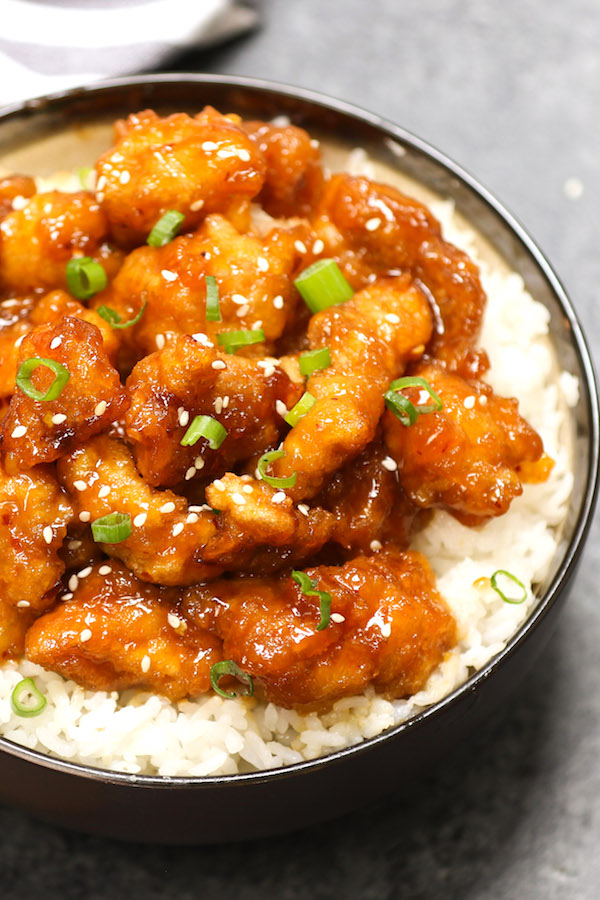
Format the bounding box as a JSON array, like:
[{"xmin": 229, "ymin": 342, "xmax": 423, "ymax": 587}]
[{"xmin": 0, "ymin": 105, "xmax": 550, "ymax": 711}]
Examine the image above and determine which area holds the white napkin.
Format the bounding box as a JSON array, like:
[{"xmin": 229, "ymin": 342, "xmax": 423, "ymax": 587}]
[{"xmin": 0, "ymin": 0, "xmax": 258, "ymax": 108}]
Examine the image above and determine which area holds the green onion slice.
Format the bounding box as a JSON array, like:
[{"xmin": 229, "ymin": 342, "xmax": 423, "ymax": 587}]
[
  {"xmin": 292, "ymin": 570, "xmax": 332, "ymax": 631},
  {"xmin": 490, "ymin": 570, "xmax": 528, "ymax": 604},
  {"xmin": 66, "ymin": 256, "xmax": 107, "ymax": 300},
  {"xmin": 217, "ymin": 329, "xmax": 265, "ymax": 354},
  {"xmin": 97, "ymin": 301, "xmax": 147, "ymax": 330},
  {"xmin": 210, "ymin": 660, "xmax": 254, "ymax": 699},
  {"xmin": 257, "ymin": 450, "xmax": 297, "ymax": 489},
  {"xmin": 181, "ymin": 415, "xmax": 227, "ymax": 449},
  {"xmin": 285, "ymin": 392, "xmax": 316, "ymax": 427},
  {"xmin": 294, "ymin": 259, "xmax": 354, "ymax": 313},
  {"xmin": 147, "ymin": 210, "xmax": 185, "ymax": 247},
  {"xmin": 384, "ymin": 376, "xmax": 442, "ymax": 426},
  {"xmin": 16, "ymin": 357, "xmax": 70, "ymax": 402},
  {"xmin": 11, "ymin": 678, "xmax": 47, "ymax": 718},
  {"xmin": 299, "ymin": 347, "xmax": 331, "ymax": 377},
  {"xmin": 91, "ymin": 512, "xmax": 132, "ymax": 544},
  {"xmin": 205, "ymin": 275, "xmax": 221, "ymax": 322}
]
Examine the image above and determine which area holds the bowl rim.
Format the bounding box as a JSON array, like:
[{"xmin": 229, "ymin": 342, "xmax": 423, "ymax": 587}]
[{"xmin": 0, "ymin": 72, "xmax": 598, "ymax": 789}]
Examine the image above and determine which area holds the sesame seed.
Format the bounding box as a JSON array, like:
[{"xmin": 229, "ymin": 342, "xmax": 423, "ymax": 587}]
[
  {"xmin": 232, "ymin": 293, "xmax": 248, "ymax": 305},
  {"xmin": 331, "ymin": 613, "xmax": 345, "ymax": 624},
  {"xmin": 252, "ymin": 320, "xmax": 263, "ymax": 331},
  {"xmin": 68, "ymin": 575, "xmax": 79, "ymax": 591},
  {"xmin": 214, "ymin": 397, "xmax": 223, "ymax": 414},
  {"xmin": 217, "ymin": 147, "xmax": 235, "ymax": 159},
  {"xmin": 188, "ymin": 506, "xmax": 203, "ymax": 513},
  {"xmin": 262, "ymin": 364, "xmax": 276, "ymax": 377},
  {"xmin": 201, "ymin": 140, "xmax": 219, "ymax": 151},
  {"xmin": 133, "ymin": 513, "xmax": 147, "ymax": 528},
  {"xmin": 161, "ymin": 269, "xmax": 178, "ymax": 282},
  {"xmin": 73, "ymin": 480, "xmax": 88, "ymax": 492},
  {"xmin": 160, "ymin": 501, "xmax": 176, "ymax": 514},
  {"xmin": 232, "ymin": 492, "xmax": 247, "ymax": 506},
  {"xmin": 185, "ymin": 467, "xmax": 196, "ymax": 481},
  {"xmin": 463, "ymin": 395, "xmax": 476, "ymax": 409},
  {"xmin": 370, "ymin": 540, "xmax": 383, "ymax": 551},
  {"xmin": 119, "ymin": 170, "xmax": 131, "ymax": 184},
  {"xmin": 167, "ymin": 613, "xmax": 181, "ymax": 629},
  {"xmin": 365, "ymin": 217, "xmax": 382, "ymax": 231},
  {"xmin": 385, "ymin": 313, "xmax": 400, "ymax": 324},
  {"xmin": 61, "ymin": 593, "xmax": 73, "ymax": 601},
  {"xmin": 257, "ymin": 257, "xmax": 269, "ymax": 272},
  {"xmin": 78, "ymin": 566, "xmax": 93, "ymax": 578},
  {"xmin": 52, "ymin": 413, "xmax": 67, "ymax": 425},
  {"xmin": 222, "ymin": 395, "xmax": 230, "ymax": 409},
  {"xmin": 382, "ymin": 457, "xmax": 398, "ymax": 472},
  {"xmin": 98, "ymin": 565, "xmax": 112, "ymax": 575},
  {"xmin": 11, "ymin": 425, "xmax": 27, "ymax": 438},
  {"xmin": 141, "ymin": 655, "xmax": 151, "ymax": 673},
  {"xmin": 312, "ymin": 239, "xmax": 325, "ymax": 254},
  {"xmin": 237, "ymin": 148, "xmax": 251, "ymax": 162},
  {"xmin": 194, "ymin": 457, "xmax": 205, "ymax": 470},
  {"xmin": 240, "ymin": 474, "xmax": 252, "ymax": 482},
  {"xmin": 236, "ymin": 304, "xmax": 250, "ymax": 317},
  {"xmin": 50, "ymin": 337, "xmax": 62, "ymax": 350},
  {"xmin": 275, "ymin": 400, "xmax": 288, "ymax": 417},
  {"xmin": 242, "ymin": 484, "xmax": 253, "ymax": 495},
  {"xmin": 213, "ymin": 480, "xmax": 226, "ymax": 492},
  {"xmin": 186, "ymin": 512, "xmax": 199, "ymax": 524},
  {"xmin": 11, "ymin": 195, "xmax": 29, "ymax": 210},
  {"xmin": 478, "ymin": 395, "xmax": 488, "ymax": 406},
  {"xmin": 190, "ymin": 199, "xmax": 204, "ymax": 211},
  {"xmin": 98, "ymin": 485, "xmax": 111, "ymax": 498},
  {"xmin": 273, "ymin": 295, "xmax": 284, "ymax": 310},
  {"xmin": 211, "ymin": 360, "xmax": 226, "ymax": 370},
  {"xmin": 351, "ymin": 574, "xmax": 361, "ymax": 583},
  {"xmin": 17, "ymin": 600, "xmax": 30, "ymax": 609},
  {"xmin": 179, "ymin": 409, "xmax": 190, "ymax": 427},
  {"xmin": 294, "ymin": 240, "xmax": 307, "ymax": 254},
  {"xmin": 14, "ymin": 334, "xmax": 26, "ymax": 348},
  {"xmin": 271, "ymin": 491, "xmax": 287, "ymax": 503},
  {"xmin": 297, "ymin": 503, "xmax": 310, "ymax": 517},
  {"xmin": 94, "ymin": 400, "xmax": 107, "ymax": 417},
  {"xmin": 68, "ymin": 540, "xmax": 82, "ymax": 551},
  {"xmin": 192, "ymin": 332, "xmax": 208, "ymax": 343},
  {"xmin": 79, "ymin": 511, "xmax": 91, "ymax": 522},
  {"xmin": 43, "ymin": 526, "xmax": 53, "ymax": 544},
  {"xmin": 172, "ymin": 522, "xmax": 184, "ymax": 537},
  {"xmin": 380, "ymin": 622, "xmax": 392, "ymax": 638},
  {"xmin": 156, "ymin": 334, "xmax": 166, "ymax": 350}
]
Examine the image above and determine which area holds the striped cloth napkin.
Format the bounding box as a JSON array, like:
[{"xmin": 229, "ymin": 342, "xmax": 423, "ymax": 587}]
[{"xmin": 0, "ymin": 0, "xmax": 258, "ymax": 108}]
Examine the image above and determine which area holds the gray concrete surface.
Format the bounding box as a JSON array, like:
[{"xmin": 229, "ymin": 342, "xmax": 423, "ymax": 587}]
[{"xmin": 2, "ymin": 1, "xmax": 599, "ymax": 897}]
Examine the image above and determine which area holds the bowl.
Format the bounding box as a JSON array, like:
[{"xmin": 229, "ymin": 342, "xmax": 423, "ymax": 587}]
[{"xmin": 0, "ymin": 74, "xmax": 597, "ymax": 844}]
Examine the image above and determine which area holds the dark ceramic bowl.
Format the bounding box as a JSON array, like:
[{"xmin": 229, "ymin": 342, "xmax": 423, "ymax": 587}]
[{"xmin": 0, "ymin": 75, "xmax": 597, "ymax": 844}]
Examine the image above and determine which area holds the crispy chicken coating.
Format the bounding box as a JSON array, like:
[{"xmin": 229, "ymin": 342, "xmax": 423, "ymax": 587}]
[
  {"xmin": 272, "ymin": 277, "xmax": 433, "ymax": 499},
  {"xmin": 184, "ymin": 550, "xmax": 456, "ymax": 709},
  {"xmin": 1, "ymin": 316, "xmax": 129, "ymax": 470},
  {"xmin": 0, "ymin": 190, "xmax": 122, "ymax": 293},
  {"xmin": 26, "ymin": 562, "xmax": 221, "ymax": 700},
  {"xmin": 243, "ymin": 120, "xmax": 324, "ymax": 218},
  {"xmin": 0, "ymin": 464, "xmax": 73, "ymax": 612},
  {"xmin": 92, "ymin": 213, "xmax": 304, "ymax": 361},
  {"xmin": 95, "ymin": 108, "xmax": 266, "ymax": 245},
  {"xmin": 0, "ymin": 175, "xmax": 36, "ymax": 220},
  {"xmin": 384, "ymin": 363, "xmax": 544, "ymax": 524},
  {"xmin": 125, "ymin": 335, "xmax": 301, "ymax": 488},
  {"xmin": 0, "ymin": 601, "xmax": 34, "ymax": 660},
  {"xmin": 313, "ymin": 174, "xmax": 488, "ymax": 377}
]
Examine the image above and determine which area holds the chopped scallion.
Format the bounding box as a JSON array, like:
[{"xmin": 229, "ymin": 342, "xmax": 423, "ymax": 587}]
[
  {"xmin": 216, "ymin": 329, "xmax": 265, "ymax": 354},
  {"xmin": 284, "ymin": 392, "xmax": 316, "ymax": 427},
  {"xmin": 16, "ymin": 357, "xmax": 70, "ymax": 402},
  {"xmin": 66, "ymin": 256, "xmax": 108, "ymax": 300},
  {"xmin": 384, "ymin": 376, "xmax": 442, "ymax": 426},
  {"xmin": 299, "ymin": 347, "xmax": 331, "ymax": 377},
  {"xmin": 292, "ymin": 570, "xmax": 332, "ymax": 631},
  {"xmin": 181, "ymin": 415, "xmax": 227, "ymax": 449},
  {"xmin": 490, "ymin": 570, "xmax": 528, "ymax": 604},
  {"xmin": 210, "ymin": 660, "xmax": 254, "ymax": 699},
  {"xmin": 294, "ymin": 259, "xmax": 354, "ymax": 313},
  {"xmin": 257, "ymin": 450, "xmax": 297, "ymax": 488},
  {"xmin": 147, "ymin": 210, "xmax": 185, "ymax": 247},
  {"xmin": 205, "ymin": 275, "xmax": 221, "ymax": 322},
  {"xmin": 91, "ymin": 512, "xmax": 132, "ymax": 544},
  {"xmin": 11, "ymin": 678, "xmax": 47, "ymax": 717},
  {"xmin": 97, "ymin": 301, "xmax": 147, "ymax": 330}
]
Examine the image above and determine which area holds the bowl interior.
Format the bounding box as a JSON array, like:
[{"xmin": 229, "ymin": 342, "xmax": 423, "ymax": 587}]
[{"xmin": 0, "ymin": 75, "xmax": 597, "ymax": 787}]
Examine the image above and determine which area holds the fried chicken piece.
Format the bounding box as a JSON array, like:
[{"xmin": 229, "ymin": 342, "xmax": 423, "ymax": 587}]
[
  {"xmin": 25, "ymin": 562, "xmax": 221, "ymax": 700},
  {"xmin": 1, "ymin": 317, "xmax": 129, "ymax": 470},
  {"xmin": 95, "ymin": 107, "xmax": 266, "ymax": 245},
  {"xmin": 125, "ymin": 335, "xmax": 301, "ymax": 488},
  {"xmin": 272, "ymin": 277, "xmax": 433, "ymax": 499},
  {"xmin": 92, "ymin": 213, "xmax": 304, "ymax": 361},
  {"xmin": 0, "ymin": 464, "xmax": 73, "ymax": 612},
  {"xmin": 0, "ymin": 175, "xmax": 36, "ymax": 220},
  {"xmin": 0, "ymin": 191, "xmax": 122, "ymax": 293},
  {"xmin": 184, "ymin": 550, "xmax": 457, "ymax": 710},
  {"xmin": 57, "ymin": 435, "xmax": 222, "ymax": 586},
  {"xmin": 313, "ymin": 174, "xmax": 488, "ymax": 377},
  {"xmin": 30, "ymin": 290, "xmax": 120, "ymax": 363},
  {"xmin": 243, "ymin": 120, "xmax": 324, "ymax": 217},
  {"xmin": 384, "ymin": 363, "xmax": 544, "ymax": 524},
  {"xmin": 316, "ymin": 437, "xmax": 423, "ymax": 554}
]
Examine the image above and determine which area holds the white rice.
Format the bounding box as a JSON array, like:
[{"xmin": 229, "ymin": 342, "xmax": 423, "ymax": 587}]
[{"xmin": 0, "ymin": 161, "xmax": 577, "ymax": 777}]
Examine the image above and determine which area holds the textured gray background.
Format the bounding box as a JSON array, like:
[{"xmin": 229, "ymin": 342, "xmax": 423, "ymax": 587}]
[{"xmin": 2, "ymin": 1, "xmax": 600, "ymax": 897}]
